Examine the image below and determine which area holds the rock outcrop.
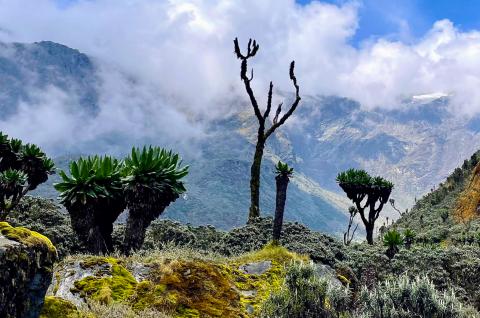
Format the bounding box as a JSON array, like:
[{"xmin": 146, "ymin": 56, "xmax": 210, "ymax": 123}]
[
  {"xmin": 0, "ymin": 222, "xmax": 57, "ymax": 318},
  {"xmin": 45, "ymin": 244, "xmax": 318, "ymax": 317}
]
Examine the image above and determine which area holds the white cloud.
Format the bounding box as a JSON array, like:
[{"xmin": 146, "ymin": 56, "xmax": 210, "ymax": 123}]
[{"xmin": 1, "ymin": 0, "xmax": 480, "ymax": 151}]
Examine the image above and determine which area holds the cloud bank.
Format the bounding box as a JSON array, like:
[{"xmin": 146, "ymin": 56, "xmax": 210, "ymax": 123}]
[{"xmin": 1, "ymin": 0, "xmax": 480, "ymax": 152}]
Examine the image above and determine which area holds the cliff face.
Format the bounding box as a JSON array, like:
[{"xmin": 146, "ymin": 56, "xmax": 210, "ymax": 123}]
[{"xmin": 0, "ymin": 222, "xmax": 57, "ymax": 318}]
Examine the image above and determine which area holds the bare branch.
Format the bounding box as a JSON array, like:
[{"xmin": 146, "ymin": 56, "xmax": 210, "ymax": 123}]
[
  {"xmin": 263, "ymin": 82, "xmax": 273, "ymax": 119},
  {"xmin": 273, "ymin": 103, "xmax": 282, "ymax": 125},
  {"xmin": 265, "ymin": 61, "xmax": 301, "ymax": 138},
  {"xmin": 233, "ymin": 37, "xmax": 263, "ymax": 122},
  {"xmin": 233, "ymin": 38, "xmax": 244, "ymax": 59}
]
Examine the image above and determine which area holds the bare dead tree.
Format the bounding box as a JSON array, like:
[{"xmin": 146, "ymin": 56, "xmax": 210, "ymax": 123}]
[
  {"xmin": 344, "ymin": 206, "xmax": 359, "ymax": 245},
  {"xmin": 234, "ymin": 37, "xmax": 301, "ymax": 221},
  {"xmin": 389, "ymin": 198, "xmax": 404, "ymax": 217}
]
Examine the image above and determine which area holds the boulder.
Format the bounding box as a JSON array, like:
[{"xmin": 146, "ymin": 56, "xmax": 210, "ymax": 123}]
[{"xmin": 0, "ymin": 222, "xmax": 57, "ymax": 318}]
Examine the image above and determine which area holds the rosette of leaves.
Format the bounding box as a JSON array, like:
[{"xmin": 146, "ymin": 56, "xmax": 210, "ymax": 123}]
[
  {"xmin": 55, "ymin": 156, "xmax": 124, "ymax": 254},
  {"xmin": 19, "ymin": 143, "xmax": 55, "ymax": 190},
  {"xmin": 0, "ymin": 169, "xmax": 28, "ymax": 219},
  {"xmin": 275, "ymin": 161, "xmax": 294, "ymax": 177},
  {"xmin": 121, "ymin": 146, "xmax": 188, "ymax": 254},
  {"xmin": 0, "ymin": 132, "xmax": 54, "ymax": 219},
  {"xmin": 383, "ymin": 229, "xmax": 403, "ymax": 259}
]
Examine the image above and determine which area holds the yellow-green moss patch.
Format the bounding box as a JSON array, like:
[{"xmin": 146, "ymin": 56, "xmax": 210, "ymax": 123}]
[
  {"xmin": 66, "ymin": 244, "xmax": 307, "ymax": 317},
  {"xmin": 0, "ymin": 222, "xmax": 56, "ymax": 254},
  {"xmin": 72, "ymin": 257, "xmax": 137, "ymax": 305},
  {"xmin": 227, "ymin": 243, "xmax": 308, "ymax": 315},
  {"xmin": 136, "ymin": 259, "xmax": 245, "ymax": 318},
  {"xmin": 40, "ymin": 296, "xmax": 80, "ymax": 318}
]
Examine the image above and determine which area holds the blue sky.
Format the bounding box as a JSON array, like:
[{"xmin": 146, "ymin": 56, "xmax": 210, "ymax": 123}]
[{"xmin": 300, "ymin": 0, "xmax": 480, "ymax": 45}]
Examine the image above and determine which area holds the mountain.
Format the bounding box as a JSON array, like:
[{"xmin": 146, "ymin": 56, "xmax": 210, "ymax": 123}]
[
  {"xmin": 0, "ymin": 41, "xmax": 98, "ymax": 117},
  {"xmin": 2, "ymin": 40, "xmax": 480, "ymax": 235},
  {"xmin": 393, "ymin": 149, "xmax": 480, "ymax": 243}
]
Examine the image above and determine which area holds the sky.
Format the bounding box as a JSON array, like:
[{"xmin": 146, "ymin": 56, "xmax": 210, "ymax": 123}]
[
  {"xmin": 2, "ymin": 0, "xmax": 480, "ymax": 152},
  {"xmin": 302, "ymin": 0, "xmax": 480, "ymax": 45}
]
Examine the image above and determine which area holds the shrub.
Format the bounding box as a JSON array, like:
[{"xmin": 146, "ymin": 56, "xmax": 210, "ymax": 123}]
[
  {"xmin": 383, "ymin": 229, "xmax": 403, "ymax": 259},
  {"xmin": 260, "ymin": 262, "xmax": 351, "ymax": 318},
  {"xmin": 356, "ymin": 275, "xmax": 479, "ymax": 317},
  {"xmin": 403, "ymin": 228, "xmax": 415, "ymax": 249}
]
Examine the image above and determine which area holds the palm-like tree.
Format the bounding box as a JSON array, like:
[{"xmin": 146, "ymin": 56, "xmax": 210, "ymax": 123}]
[
  {"xmin": 122, "ymin": 146, "xmax": 188, "ymax": 254},
  {"xmin": 0, "ymin": 169, "xmax": 28, "ymax": 219},
  {"xmin": 20, "ymin": 143, "xmax": 55, "ymax": 190},
  {"xmin": 0, "ymin": 132, "xmax": 54, "ymax": 219},
  {"xmin": 383, "ymin": 229, "xmax": 403, "ymax": 259},
  {"xmin": 272, "ymin": 161, "xmax": 293, "ymax": 244},
  {"xmin": 337, "ymin": 169, "xmax": 394, "ymax": 244},
  {"xmin": 55, "ymin": 156, "xmax": 124, "ymax": 254}
]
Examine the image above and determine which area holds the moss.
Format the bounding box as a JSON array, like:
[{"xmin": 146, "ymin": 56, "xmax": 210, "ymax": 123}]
[
  {"xmin": 337, "ymin": 274, "xmax": 351, "ymax": 286},
  {"xmin": 226, "ymin": 243, "xmax": 309, "ymax": 316},
  {"xmin": 233, "ymin": 241, "xmax": 308, "ymax": 264},
  {"xmin": 40, "ymin": 296, "xmax": 80, "ymax": 318},
  {"xmin": 141, "ymin": 259, "xmax": 245, "ymax": 318},
  {"xmin": 0, "ymin": 221, "xmax": 57, "ymax": 254},
  {"xmin": 72, "ymin": 257, "xmax": 137, "ymax": 305},
  {"xmin": 66, "ymin": 244, "xmax": 306, "ymax": 317}
]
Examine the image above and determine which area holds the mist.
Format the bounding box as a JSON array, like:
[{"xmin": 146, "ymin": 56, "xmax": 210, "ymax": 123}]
[{"xmin": 1, "ymin": 0, "xmax": 480, "ymax": 154}]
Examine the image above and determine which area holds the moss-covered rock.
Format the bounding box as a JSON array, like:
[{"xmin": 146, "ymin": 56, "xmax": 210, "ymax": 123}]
[
  {"xmin": 48, "ymin": 244, "xmax": 307, "ymax": 317},
  {"xmin": 40, "ymin": 296, "xmax": 80, "ymax": 318},
  {"xmin": 0, "ymin": 222, "xmax": 57, "ymax": 318}
]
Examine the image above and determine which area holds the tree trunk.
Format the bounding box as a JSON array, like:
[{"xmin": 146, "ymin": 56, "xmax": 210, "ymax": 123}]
[
  {"xmin": 249, "ymin": 137, "xmax": 265, "ymax": 221},
  {"xmin": 272, "ymin": 175, "xmax": 289, "ymax": 243},
  {"xmin": 98, "ymin": 222, "xmax": 114, "ymax": 254},
  {"xmin": 123, "ymin": 206, "xmax": 151, "ymax": 255},
  {"xmin": 365, "ymin": 223, "xmax": 374, "ymax": 245},
  {"xmin": 68, "ymin": 205, "xmax": 107, "ymax": 255}
]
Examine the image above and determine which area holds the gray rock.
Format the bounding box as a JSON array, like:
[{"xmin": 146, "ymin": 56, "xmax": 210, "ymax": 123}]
[
  {"xmin": 239, "ymin": 260, "xmax": 272, "ymax": 275},
  {"xmin": 0, "ymin": 225, "xmax": 57, "ymax": 318},
  {"xmin": 313, "ymin": 263, "xmax": 343, "ymax": 288}
]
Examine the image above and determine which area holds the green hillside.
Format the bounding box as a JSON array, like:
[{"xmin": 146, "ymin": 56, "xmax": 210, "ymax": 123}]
[{"xmin": 393, "ymin": 150, "xmax": 480, "ymax": 244}]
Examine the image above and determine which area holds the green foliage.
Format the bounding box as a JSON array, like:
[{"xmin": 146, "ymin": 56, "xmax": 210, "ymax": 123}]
[
  {"xmin": 122, "ymin": 146, "xmax": 188, "ymax": 196},
  {"xmin": 260, "ymin": 262, "xmax": 350, "ymax": 318},
  {"xmin": 0, "ymin": 132, "xmax": 54, "ymax": 218},
  {"xmin": 383, "ymin": 230, "xmax": 403, "ymax": 248},
  {"xmin": 356, "ymin": 275, "xmax": 479, "ymax": 317},
  {"xmin": 336, "ymin": 169, "xmax": 393, "ymax": 189},
  {"xmin": 54, "ymin": 156, "xmax": 123, "ymax": 207},
  {"xmin": 343, "ymin": 243, "xmax": 480, "ymax": 309},
  {"xmin": 144, "ymin": 217, "xmax": 346, "ymax": 267},
  {"xmin": 403, "ymin": 229, "xmax": 416, "ymax": 248},
  {"xmin": 275, "ymin": 161, "xmax": 293, "ymax": 177},
  {"xmin": 0, "ymin": 168, "xmax": 28, "ymax": 195},
  {"xmin": 383, "ymin": 229, "xmax": 403, "ymax": 259},
  {"xmin": 394, "ymin": 150, "xmax": 480, "ymax": 245},
  {"xmin": 6, "ymin": 196, "xmax": 81, "ymax": 258}
]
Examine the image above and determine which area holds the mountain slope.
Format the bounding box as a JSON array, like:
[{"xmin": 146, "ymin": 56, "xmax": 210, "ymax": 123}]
[
  {"xmin": 3, "ymin": 40, "xmax": 480, "ymax": 235},
  {"xmin": 393, "ymin": 149, "xmax": 480, "ymax": 243}
]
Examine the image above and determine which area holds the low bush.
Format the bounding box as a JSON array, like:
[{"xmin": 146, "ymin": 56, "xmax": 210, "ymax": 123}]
[
  {"xmin": 260, "ymin": 262, "xmax": 350, "ymax": 318},
  {"xmin": 356, "ymin": 275, "xmax": 479, "ymax": 318}
]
